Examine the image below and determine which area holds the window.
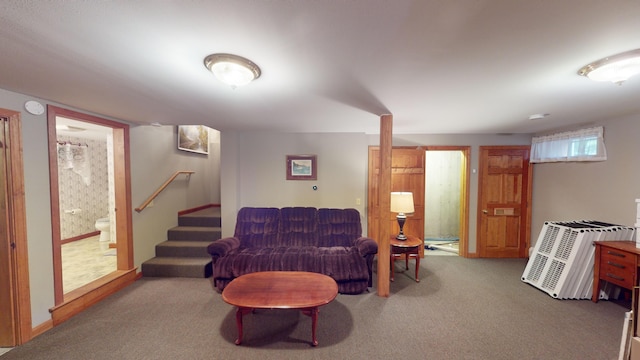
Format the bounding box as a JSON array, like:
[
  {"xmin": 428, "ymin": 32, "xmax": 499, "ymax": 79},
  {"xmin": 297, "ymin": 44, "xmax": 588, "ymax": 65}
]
[{"xmin": 530, "ymin": 126, "xmax": 606, "ymax": 163}]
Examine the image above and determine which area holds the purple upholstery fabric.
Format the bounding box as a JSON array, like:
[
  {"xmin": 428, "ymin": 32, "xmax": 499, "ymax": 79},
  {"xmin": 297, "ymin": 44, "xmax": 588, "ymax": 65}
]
[
  {"xmin": 234, "ymin": 207, "xmax": 280, "ymax": 248},
  {"xmin": 207, "ymin": 207, "xmax": 378, "ymax": 294}
]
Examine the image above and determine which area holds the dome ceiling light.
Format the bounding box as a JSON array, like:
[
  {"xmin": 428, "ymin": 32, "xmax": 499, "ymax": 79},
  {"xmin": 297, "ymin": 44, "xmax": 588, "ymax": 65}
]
[
  {"xmin": 578, "ymin": 49, "xmax": 640, "ymax": 85},
  {"xmin": 204, "ymin": 53, "xmax": 261, "ymax": 88}
]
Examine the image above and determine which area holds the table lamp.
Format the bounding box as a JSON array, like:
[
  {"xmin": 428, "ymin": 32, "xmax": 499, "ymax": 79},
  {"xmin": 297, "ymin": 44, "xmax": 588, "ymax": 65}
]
[{"xmin": 390, "ymin": 192, "xmax": 414, "ymax": 240}]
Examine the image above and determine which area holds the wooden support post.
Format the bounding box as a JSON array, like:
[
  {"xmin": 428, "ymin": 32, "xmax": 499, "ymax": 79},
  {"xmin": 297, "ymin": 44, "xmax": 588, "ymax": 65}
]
[{"xmin": 377, "ymin": 114, "xmax": 392, "ymax": 297}]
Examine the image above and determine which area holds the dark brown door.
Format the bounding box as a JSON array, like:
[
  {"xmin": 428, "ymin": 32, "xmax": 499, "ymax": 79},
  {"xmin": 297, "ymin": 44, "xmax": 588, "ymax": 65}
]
[{"xmin": 477, "ymin": 146, "xmax": 531, "ymax": 258}]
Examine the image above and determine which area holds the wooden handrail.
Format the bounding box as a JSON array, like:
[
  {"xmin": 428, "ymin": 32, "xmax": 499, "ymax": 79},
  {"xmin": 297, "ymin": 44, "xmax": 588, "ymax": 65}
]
[{"xmin": 135, "ymin": 171, "xmax": 195, "ymax": 212}]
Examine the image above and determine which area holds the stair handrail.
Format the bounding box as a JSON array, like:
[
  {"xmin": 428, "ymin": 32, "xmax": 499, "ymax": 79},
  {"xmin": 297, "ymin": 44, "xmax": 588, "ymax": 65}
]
[{"xmin": 135, "ymin": 171, "xmax": 195, "ymax": 212}]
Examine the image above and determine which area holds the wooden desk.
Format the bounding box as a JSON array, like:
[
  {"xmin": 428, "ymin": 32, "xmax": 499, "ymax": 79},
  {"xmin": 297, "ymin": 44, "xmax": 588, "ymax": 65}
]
[
  {"xmin": 592, "ymin": 241, "xmax": 640, "ymax": 303},
  {"xmin": 390, "ymin": 235, "xmax": 422, "ymax": 283},
  {"xmin": 222, "ymin": 271, "xmax": 338, "ymax": 346}
]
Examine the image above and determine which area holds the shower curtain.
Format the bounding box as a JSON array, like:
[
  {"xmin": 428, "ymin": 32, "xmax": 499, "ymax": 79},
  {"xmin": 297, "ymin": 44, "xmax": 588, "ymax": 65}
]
[{"xmin": 58, "ymin": 142, "xmax": 91, "ymax": 185}]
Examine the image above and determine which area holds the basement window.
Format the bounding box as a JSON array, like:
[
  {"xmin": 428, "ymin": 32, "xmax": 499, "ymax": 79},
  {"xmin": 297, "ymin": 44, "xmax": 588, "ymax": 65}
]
[{"xmin": 530, "ymin": 126, "xmax": 607, "ymax": 163}]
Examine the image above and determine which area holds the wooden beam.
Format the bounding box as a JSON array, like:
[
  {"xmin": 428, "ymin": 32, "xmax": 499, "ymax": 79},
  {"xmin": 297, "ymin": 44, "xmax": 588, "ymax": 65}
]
[{"xmin": 377, "ymin": 114, "xmax": 392, "ymax": 296}]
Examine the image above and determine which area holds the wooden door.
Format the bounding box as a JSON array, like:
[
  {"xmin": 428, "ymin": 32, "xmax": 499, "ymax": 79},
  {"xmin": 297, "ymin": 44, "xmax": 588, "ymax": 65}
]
[
  {"xmin": 0, "ymin": 110, "xmax": 31, "ymax": 346},
  {"xmin": 368, "ymin": 147, "xmax": 425, "ymax": 254},
  {"xmin": 477, "ymin": 146, "xmax": 531, "ymax": 258}
]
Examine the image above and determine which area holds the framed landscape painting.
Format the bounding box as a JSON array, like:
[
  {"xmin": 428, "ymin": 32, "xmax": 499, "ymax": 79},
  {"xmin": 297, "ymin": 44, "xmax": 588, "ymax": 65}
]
[
  {"xmin": 178, "ymin": 125, "xmax": 209, "ymax": 155},
  {"xmin": 286, "ymin": 155, "xmax": 317, "ymax": 180}
]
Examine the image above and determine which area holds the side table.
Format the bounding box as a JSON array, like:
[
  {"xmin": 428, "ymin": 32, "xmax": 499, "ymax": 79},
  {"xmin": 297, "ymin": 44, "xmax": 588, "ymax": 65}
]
[
  {"xmin": 592, "ymin": 240, "xmax": 640, "ymax": 303},
  {"xmin": 390, "ymin": 235, "xmax": 422, "ymax": 282}
]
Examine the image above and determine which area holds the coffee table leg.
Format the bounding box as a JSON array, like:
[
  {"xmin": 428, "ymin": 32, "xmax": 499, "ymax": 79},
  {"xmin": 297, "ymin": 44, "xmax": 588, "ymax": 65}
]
[
  {"xmin": 235, "ymin": 307, "xmax": 252, "ymax": 345},
  {"xmin": 302, "ymin": 307, "xmax": 320, "ymax": 346}
]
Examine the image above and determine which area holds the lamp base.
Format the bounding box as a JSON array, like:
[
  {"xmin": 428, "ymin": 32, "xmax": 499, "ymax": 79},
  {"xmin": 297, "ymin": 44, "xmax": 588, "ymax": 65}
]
[{"xmin": 396, "ymin": 234, "xmax": 407, "ymax": 241}]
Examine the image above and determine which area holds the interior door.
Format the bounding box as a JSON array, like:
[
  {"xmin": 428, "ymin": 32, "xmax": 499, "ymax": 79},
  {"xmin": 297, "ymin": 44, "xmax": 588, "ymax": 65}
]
[
  {"xmin": 477, "ymin": 146, "xmax": 531, "ymax": 258},
  {"xmin": 368, "ymin": 146, "xmax": 425, "ymax": 254}
]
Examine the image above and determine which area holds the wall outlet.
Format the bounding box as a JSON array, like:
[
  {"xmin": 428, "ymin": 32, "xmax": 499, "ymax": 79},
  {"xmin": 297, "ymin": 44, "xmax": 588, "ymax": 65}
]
[{"xmin": 356, "ymin": 198, "xmax": 361, "ymax": 205}]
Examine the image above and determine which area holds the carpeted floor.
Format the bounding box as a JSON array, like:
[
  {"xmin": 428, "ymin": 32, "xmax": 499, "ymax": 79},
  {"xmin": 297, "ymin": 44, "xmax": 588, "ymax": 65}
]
[{"xmin": 1, "ymin": 256, "xmax": 628, "ymax": 360}]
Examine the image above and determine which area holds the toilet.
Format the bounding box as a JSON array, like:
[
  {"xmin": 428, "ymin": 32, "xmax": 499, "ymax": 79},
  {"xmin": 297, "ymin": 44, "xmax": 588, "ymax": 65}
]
[{"xmin": 95, "ymin": 217, "xmax": 111, "ymax": 242}]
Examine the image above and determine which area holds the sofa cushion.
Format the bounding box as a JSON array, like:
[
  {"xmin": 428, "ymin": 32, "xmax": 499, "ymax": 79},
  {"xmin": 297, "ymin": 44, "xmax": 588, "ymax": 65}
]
[
  {"xmin": 317, "ymin": 208, "xmax": 362, "ymax": 247},
  {"xmin": 234, "ymin": 207, "xmax": 280, "ymax": 248},
  {"xmin": 278, "ymin": 207, "xmax": 318, "ymax": 247}
]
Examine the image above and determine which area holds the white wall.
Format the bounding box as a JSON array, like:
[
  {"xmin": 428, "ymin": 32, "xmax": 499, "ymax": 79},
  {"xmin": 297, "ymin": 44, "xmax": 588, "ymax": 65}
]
[
  {"xmin": 531, "ymin": 114, "xmax": 640, "ymax": 240},
  {"xmin": 0, "ymin": 88, "xmax": 219, "ymax": 328},
  {"xmin": 220, "ymin": 132, "xmax": 368, "ymax": 237}
]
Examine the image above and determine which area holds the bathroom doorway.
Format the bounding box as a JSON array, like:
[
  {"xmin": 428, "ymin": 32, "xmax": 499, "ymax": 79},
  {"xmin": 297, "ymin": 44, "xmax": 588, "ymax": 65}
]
[{"xmin": 47, "ymin": 105, "xmax": 134, "ymax": 307}]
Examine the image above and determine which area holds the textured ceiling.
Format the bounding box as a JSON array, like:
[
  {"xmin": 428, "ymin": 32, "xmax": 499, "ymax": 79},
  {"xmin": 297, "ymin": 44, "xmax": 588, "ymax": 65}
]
[{"xmin": 1, "ymin": 0, "xmax": 640, "ymax": 134}]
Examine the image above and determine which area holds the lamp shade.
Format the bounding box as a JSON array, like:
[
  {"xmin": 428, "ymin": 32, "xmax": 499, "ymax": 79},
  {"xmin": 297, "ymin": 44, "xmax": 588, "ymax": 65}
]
[{"xmin": 390, "ymin": 192, "xmax": 415, "ymax": 213}]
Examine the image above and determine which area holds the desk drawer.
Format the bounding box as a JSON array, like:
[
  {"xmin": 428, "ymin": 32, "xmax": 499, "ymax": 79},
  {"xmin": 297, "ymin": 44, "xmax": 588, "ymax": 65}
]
[
  {"xmin": 601, "ymin": 248, "xmax": 636, "ymax": 268},
  {"xmin": 600, "ymin": 261, "xmax": 635, "ymax": 289}
]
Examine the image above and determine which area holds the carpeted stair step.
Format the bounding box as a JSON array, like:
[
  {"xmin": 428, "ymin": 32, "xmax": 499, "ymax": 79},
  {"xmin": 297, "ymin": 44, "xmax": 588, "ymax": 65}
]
[
  {"xmin": 155, "ymin": 240, "xmax": 212, "ymax": 258},
  {"xmin": 141, "ymin": 257, "xmax": 212, "ymax": 278},
  {"xmin": 167, "ymin": 226, "xmax": 221, "ymax": 241},
  {"xmin": 178, "ymin": 207, "xmax": 221, "ymax": 227}
]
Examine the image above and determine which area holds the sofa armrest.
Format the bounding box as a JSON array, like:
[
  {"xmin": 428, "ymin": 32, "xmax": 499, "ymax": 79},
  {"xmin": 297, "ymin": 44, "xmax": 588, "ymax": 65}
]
[
  {"xmin": 207, "ymin": 237, "xmax": 241, "ymax": 261},
  {"xmin": 353, "ymin": 237, "xmax": 378, "ymax": 256}
]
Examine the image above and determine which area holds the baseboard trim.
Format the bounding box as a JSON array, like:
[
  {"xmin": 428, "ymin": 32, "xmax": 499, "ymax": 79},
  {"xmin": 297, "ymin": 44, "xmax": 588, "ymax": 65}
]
[
  {"xmin": 50, "ymin": 269, "xmax": 137, "ymax": 326},
  {"xmin": 30, "ymin": 319, "xmax": 53, "ymax": 339}
]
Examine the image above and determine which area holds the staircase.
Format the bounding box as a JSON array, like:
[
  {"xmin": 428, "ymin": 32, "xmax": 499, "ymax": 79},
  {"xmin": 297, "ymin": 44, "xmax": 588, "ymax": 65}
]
[{"xmin": 141, "ymin": 207, "xmax": 221, "ymax": 278}]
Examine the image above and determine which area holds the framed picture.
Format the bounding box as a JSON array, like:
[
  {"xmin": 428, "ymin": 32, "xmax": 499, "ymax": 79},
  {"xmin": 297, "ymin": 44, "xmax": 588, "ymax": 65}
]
[
  {"xmin": 178, "ymin": 125, "xmax": 209, "ymax": 155},
  {"xmin": 286, "ymin": 155, "xmax": 317, "ymax": 180}
]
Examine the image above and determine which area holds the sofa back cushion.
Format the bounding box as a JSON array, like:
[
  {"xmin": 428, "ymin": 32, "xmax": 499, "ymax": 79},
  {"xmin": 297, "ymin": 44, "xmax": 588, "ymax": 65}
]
[
  {"xmin": 317, "ymin": 208, "xmax": 362, "ymax": 247},
  {"xmin": 234, "ymin": 207, "xmax": 280, "ymax": 248},
  {"xmin": 278, "ymin": 207, "xmax": 319, "ymax": 246}
]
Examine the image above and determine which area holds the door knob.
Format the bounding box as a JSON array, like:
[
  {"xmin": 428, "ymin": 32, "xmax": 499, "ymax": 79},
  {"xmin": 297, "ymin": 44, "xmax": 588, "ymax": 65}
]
[{"xmin": 482, "ymin": 209, "xmax": 488, "ymax": 214}]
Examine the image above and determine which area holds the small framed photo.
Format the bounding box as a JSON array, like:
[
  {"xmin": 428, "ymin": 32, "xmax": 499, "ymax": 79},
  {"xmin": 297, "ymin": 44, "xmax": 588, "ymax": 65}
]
[
  {"xmin": 286, "ymin": 155, "xmax": 317, "ymax": 180},
  {"xmin": 178, "ymin": 125, "xmax": 209, "ymax": 155}
]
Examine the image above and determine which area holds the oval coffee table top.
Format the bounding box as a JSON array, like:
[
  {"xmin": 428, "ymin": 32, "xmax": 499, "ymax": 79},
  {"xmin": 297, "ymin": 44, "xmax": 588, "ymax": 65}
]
[{"xmin": 222, "ymin": 271, "xmax": 338, "ymax": 309}]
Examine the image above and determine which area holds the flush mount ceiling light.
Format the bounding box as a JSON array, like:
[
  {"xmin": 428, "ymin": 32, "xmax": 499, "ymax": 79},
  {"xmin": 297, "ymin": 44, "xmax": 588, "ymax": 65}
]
[
  {"xmin": 578, "ymin": 49, "xmax": 640, "ymax": 84},
  {"xmin": 204, "ymin": 53, "xmax": 261, "ymax": 88}
]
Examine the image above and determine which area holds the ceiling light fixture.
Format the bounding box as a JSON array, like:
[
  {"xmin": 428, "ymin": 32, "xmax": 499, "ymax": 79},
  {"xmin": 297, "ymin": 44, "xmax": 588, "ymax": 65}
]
[
  {"xmin": 578, "ymin": 49, "xmax": 640, "ymax": 84},
  {"xmin": 204, "ymin": 53, "xmax": 261, "ymax": 88}
]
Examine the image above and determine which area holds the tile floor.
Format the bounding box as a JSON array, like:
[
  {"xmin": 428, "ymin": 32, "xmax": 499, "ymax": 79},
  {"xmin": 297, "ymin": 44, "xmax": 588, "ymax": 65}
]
[{"xmin": 62, "ymin": 235, "xmax": 117, "ymax": 292}]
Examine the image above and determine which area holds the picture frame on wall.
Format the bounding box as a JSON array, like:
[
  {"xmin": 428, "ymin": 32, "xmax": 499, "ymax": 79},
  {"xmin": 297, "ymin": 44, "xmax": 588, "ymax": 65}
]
[
  {"xmin": 178, "ymin": 125, "xmax": 209, "ymax": 155},
  {"xmin": 286, "ymin": 155, "xmax": 317, "ymax": 180}
]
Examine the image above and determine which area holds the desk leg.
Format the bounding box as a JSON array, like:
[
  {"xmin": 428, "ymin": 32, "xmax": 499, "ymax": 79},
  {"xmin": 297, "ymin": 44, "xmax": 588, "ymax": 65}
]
[{"xmin": 592, "ymin": 245, "xmax": 601, "ymax": 303}]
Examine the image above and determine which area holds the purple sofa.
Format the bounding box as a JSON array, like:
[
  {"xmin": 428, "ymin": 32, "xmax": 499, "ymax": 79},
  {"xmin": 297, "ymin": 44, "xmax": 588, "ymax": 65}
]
[{"xmin": 207, "ymin": 207, "xmax": 378, "ymax": 294}]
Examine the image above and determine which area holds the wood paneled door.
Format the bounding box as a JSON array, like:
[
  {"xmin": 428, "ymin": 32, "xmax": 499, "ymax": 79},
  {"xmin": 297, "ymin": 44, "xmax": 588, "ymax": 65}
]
[
  {"xmin": 368, "ymin": 147, "xmax": 425, "ymax": 255},
  {"xmin": 477, "ymin": 146, "xmax": 532, "ymax": 258}
]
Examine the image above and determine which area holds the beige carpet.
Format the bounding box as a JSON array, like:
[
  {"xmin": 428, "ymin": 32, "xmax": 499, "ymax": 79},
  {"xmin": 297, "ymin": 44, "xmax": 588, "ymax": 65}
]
[{"xmin": 1, "ymin": 256, "xmax": 628, "ymax": 360}]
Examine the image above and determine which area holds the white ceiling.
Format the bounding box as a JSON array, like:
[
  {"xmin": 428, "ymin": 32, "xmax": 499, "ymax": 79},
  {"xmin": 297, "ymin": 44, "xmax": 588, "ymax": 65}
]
[{"xmin": 2, "ymin": 0, "xmax": 640, "ymax": 135}]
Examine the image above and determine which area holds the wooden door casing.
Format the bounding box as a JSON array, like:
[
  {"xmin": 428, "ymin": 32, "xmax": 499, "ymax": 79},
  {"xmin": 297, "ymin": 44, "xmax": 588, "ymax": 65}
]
[{"xmin": 477, "ymin": 146, "xmax": 531, "ymax": 258}]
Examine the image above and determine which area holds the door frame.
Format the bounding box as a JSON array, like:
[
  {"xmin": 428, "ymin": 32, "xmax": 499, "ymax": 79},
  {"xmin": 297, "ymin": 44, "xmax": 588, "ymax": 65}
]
[
  {"xmin": 46, "ymin": 105, "xmax": 135, "ymax": 316},
  {"xmin": 0, "ymin": 108, "xmax": 32, "ymax": 346}
]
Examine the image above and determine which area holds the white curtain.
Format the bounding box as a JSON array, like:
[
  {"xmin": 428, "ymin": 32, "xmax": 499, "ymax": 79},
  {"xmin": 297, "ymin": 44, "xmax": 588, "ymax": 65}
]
[{"xmin": 531, "ymin": 126, "xmax": 607, "ymax": 163}]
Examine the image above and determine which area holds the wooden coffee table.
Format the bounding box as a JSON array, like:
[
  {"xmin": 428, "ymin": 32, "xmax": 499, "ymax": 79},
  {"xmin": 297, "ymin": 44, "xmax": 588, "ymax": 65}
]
[{"xmin": 221, "ymin": 271, "xmax": 338, "ymax": 346}]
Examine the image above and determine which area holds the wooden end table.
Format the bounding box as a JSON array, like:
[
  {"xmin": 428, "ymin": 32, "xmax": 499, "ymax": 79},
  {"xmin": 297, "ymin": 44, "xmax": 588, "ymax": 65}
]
[
  {"xmin": 390, "ymin": 235, "xmax": 422, "ymax": 282},
  {"xmin": 221, "ymin": 271, "xmax": 338, "ymax": 346}
]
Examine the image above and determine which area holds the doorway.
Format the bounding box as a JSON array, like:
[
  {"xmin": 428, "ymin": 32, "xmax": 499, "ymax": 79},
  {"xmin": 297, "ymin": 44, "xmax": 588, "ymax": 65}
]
[
  {"xmin": 47, "ymin": 105, "xmax": 134, "ymax": 310},
  {"xmin": 424, "ymin": 150, "xmax": 465, "ymax": 256}
]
